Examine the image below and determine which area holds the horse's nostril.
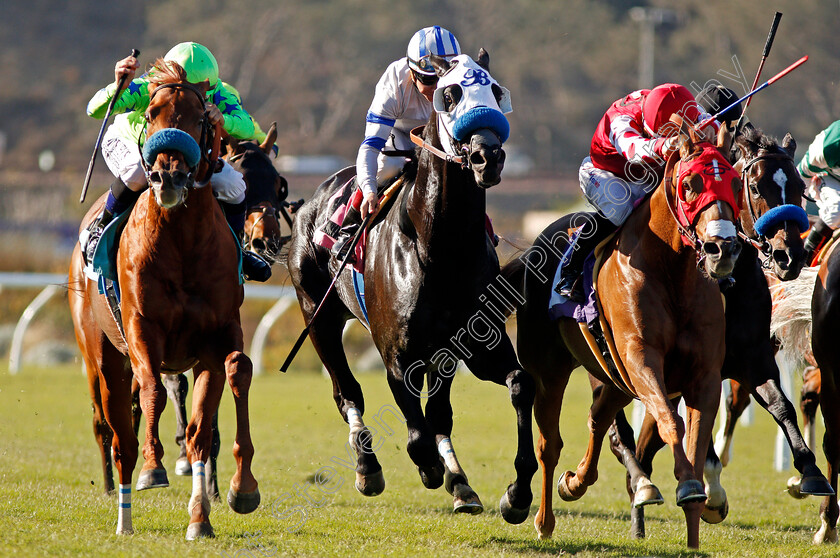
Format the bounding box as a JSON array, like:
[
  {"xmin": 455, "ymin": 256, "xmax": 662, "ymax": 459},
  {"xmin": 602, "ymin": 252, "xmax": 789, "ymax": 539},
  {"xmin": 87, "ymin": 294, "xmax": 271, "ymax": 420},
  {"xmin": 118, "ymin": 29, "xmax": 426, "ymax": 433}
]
[
  {"xmin": 251, "ymin": 238, "xmax": 266, "ymax": 251},
  {"xmin": 470, "ymin": 151, "xmax": 485, "ymax": 167},
  {"xmin": 149, "ymin": 171, "xmax": 163, "ymax": 184},
  {"xmin": 703, "ymin": 241, "xmax": 721, "ymax": 256}
]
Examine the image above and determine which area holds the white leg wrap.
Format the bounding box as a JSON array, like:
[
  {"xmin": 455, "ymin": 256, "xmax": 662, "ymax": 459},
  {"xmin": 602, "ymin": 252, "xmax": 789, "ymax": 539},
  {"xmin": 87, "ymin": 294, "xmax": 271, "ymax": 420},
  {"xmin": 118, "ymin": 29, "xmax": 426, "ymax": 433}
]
[
  {"xmin": 347, "ymin": 407, "xmax": 365, "ymax": 445},
  {"xmin": 117, "ymin": 484, "xmax": 133, "ymax": 535},
  {"xmin": 189, "ymin": 461, "xmax": 210, "ymax": 518},
  {"xmin": 438, "ymin": 437, "xmax": 463, "ymax": 474}
]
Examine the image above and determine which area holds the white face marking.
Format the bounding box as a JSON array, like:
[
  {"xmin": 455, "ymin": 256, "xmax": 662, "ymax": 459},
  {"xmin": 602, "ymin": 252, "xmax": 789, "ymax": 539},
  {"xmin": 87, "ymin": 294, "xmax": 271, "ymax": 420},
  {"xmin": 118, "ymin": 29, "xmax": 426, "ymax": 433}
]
[
  {"xmin": 773, "ymin": 168, "xmax": 788, "ymax": 204},
  {"xmin": 712, "ymin": 159, "xmax": 722, "ymax": 182}
]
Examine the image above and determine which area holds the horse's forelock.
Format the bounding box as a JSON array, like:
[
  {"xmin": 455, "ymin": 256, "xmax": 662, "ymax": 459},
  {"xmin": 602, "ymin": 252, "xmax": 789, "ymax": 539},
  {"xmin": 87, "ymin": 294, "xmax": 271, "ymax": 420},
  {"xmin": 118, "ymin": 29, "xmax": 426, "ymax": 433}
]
[
  {"xmin": 149, "ymin": 58, "xmax": 188, "ymax": 88},
  {"xmin": 740, "ymin": 126, "xmax": 781, "ymax": 153}
]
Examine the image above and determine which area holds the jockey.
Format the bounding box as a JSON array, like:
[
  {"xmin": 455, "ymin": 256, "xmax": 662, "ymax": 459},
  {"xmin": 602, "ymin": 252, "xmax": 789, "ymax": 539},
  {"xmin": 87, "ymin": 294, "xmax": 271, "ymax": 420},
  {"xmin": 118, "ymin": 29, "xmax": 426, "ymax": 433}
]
[
  {"xmin": 695, "ymin": 83, "xmax": 743, "ymax": 127},
  {"xmin": 331, "ymin": 26, "xmax": 461, "ymax": 261},
  {"xmin": 797, "ymin": 119, "xmax": 840, "ymax": 263},
  {"xmin": 555, "ymin": 83, "xmax": 719, "ymax": 301},
  {"xmin": 82, "ymin": 41, "xmax": 272, "ymax": 282}
]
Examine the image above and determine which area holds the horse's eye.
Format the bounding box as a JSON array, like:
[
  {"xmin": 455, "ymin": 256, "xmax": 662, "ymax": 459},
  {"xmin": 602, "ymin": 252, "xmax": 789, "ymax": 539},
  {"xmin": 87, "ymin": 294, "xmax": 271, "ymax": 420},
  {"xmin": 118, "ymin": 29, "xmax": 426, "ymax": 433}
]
[{"xmin": 443, "ymin": 85, "xmax": 462, "ymax": 112}]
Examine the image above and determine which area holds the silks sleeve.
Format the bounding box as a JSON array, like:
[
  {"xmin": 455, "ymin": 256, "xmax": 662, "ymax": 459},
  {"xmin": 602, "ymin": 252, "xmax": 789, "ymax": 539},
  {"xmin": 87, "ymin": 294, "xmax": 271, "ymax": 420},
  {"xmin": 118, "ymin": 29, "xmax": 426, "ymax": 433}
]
[
  {"xmin": 86, "ymin": 79, "xmax": 151, "ymax": 119},
  {"xmin": 210, "ymin": 85, "xmax": 256, "ymax": 140}
]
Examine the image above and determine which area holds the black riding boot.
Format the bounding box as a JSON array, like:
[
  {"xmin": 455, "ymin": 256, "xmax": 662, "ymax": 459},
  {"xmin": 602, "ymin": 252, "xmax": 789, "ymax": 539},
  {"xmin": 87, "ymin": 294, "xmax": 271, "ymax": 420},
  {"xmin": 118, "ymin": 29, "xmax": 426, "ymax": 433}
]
[
  {"xmin": 331, "ymin": 205, "xmax": 362, "ymax": 263},
  {"xmin": 554, "ymin": 212, "xmax": 617, "ymax": 302},
  {"xmin": 803, "ymin": 218, "xmax": 834, "ymax": 266},
  {"xmin": 221, "ymin": 200, "xmax": 273, "ymax": 282}
]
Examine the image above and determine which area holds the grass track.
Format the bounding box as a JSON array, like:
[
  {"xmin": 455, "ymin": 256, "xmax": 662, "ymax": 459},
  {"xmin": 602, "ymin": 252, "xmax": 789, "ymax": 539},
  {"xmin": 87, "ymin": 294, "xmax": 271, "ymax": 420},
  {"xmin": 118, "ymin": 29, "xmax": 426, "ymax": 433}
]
[{"xmin": 0, "ymin": 364, "xmax": 835, "ymax": 557}]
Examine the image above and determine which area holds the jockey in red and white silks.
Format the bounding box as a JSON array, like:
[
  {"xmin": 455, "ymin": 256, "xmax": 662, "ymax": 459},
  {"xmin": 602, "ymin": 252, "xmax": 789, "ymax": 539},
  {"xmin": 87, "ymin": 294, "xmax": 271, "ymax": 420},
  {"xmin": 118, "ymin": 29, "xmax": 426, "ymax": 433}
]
[{"xmin": 581, "ymin": 84, "xmax": 719, "ymax": 226}]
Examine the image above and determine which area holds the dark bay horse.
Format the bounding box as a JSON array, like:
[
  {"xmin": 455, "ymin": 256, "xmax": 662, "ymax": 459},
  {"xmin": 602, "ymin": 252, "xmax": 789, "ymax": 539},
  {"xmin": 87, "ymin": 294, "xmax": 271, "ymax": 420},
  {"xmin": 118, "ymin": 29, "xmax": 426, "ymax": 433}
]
[
  {"xmin": 68, "ymin": 60, "xmax": 258, "ymax": 539},
  {"xmin": 502, "ymin": 123, "xmax": 742, "ymax": 549},
  {"xmin": 604, "ymin": 127, "xmax": 831, "ymax": 539},
  {"xmin": 287, "ymin": 51, "xmax": 537, "ymax": 522}
]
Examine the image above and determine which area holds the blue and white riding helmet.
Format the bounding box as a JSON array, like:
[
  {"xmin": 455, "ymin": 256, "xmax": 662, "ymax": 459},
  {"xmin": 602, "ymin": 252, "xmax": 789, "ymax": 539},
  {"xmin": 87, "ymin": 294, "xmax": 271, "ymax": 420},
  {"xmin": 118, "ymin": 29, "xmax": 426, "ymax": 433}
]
[
  {"xmin": 407, "ymin": 26, "xmax": 461, "ymax": 76},
  {"xmin": 432, "ymin": 54, "xmax": 512, "ymax": 152}
]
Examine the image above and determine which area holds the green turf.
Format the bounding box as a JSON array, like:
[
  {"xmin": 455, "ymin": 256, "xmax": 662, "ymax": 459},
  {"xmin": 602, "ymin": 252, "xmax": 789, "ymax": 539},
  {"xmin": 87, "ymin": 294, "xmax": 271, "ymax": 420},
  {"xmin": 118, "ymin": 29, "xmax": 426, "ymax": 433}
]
[{"xmin": 0, "ymin": 363, "xmax": 835, "ymax": 557}]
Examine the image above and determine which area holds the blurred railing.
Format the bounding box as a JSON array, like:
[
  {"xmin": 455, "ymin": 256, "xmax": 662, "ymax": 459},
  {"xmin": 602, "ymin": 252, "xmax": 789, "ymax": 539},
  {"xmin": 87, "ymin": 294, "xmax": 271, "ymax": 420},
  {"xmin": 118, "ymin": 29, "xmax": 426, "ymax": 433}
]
[{"xmin": 0, "ymin": 272, "xmax": 296, "ymax": 375}]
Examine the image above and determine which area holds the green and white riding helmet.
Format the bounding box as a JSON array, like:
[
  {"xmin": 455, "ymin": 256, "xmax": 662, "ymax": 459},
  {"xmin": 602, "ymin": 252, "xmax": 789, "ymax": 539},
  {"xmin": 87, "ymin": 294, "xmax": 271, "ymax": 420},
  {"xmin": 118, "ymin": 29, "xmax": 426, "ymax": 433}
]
[{"xmin": 163, "ymin": 41, "xmax": 219, "ymax": 86}]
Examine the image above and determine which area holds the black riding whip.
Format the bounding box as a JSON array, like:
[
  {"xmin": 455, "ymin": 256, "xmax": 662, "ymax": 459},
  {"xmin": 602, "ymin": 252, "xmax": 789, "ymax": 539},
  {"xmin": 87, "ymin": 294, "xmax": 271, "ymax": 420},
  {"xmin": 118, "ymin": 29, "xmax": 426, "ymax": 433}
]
[
  {"xmin": 734, "ymin": 12, "xmax": 782, "ymax": 135},
  {"xmin": 280, "ymin": 213, "xmax": 373, "ymax": 373},
  {"xmin": 80, "ymin": 48, "xmax": 140, "ymax": 203}
]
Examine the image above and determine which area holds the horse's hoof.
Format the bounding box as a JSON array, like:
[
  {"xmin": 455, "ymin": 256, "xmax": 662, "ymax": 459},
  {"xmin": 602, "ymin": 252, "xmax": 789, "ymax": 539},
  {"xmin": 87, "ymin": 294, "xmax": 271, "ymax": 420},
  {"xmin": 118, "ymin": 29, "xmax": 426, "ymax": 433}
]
[
  {"xmin": 633, "ymin": 482, "xmax": 664, "ymax": 508},
  {"xmin": 701, "ymin": 497, "xmax": 729, "ymax": 524},
  {"xmin": 185, "ymin": 522, "xmax": 215, "ymax": 540},
  {"xmin": 452, "ymin": 483, "xmax": 483, "ymax": 514},
  {"xmin": 136, "ymin": 468, "xmax": 169, "ymax": 491},
  {"xmin": 786, "ymin": 476, "xmax": 808, "ymax": 499},
  {"xmin": 355, "ymin": 469, "xmax": 385, "ymax": 497},
  {"xmin": 675, "ymin": 479, "xmax": 706, "ymax": 507},
  {"xmin": 499, "ymin": 489, "xmax": 529, "ymax": 525},
  {"xmin": 798, "ymin": 475, "xmax": 835, "ymax": 497},
  {"xmin": 228, "ymin": 487, "xmax": 260, "ymax": 514},
  {"xmin": 418, "ymin": 461, "xmax": 444, "ymax": 490},
  {"xmin": 175, "ymin": 458, "xmax": 192, "ymax": 476},
  {"xmin": 557, "ymin": 471, "xmax": 583, "ymax": 502}
]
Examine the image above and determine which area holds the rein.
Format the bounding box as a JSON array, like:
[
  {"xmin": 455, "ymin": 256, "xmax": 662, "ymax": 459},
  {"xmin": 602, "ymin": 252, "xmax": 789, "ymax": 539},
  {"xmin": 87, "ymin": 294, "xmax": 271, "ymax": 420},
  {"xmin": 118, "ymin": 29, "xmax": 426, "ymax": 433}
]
[
  {"xmin": 410, "ymin": 125, "xmax": 467, "ymax": 168},
  {"xmin": 663, "ymin": 152, "xmax": 704, "ymax": 252}
]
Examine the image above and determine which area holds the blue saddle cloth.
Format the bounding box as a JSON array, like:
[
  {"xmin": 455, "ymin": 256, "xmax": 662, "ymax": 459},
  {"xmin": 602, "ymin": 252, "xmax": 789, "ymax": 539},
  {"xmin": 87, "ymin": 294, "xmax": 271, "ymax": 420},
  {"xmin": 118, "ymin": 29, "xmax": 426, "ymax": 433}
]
[
  {"xmin": 84, "ymin": 207, "xmax": 244, "ymax": 297},
  {"xmin": 351, "ymin": 268, "xmax": 370, "ymax": 330}
]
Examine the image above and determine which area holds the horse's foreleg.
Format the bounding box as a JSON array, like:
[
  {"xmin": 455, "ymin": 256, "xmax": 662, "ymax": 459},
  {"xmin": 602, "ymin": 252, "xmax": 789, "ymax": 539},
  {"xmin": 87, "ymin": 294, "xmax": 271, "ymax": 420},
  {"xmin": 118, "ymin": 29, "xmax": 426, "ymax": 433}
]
[
  {"xmin": 164, "ymin": 372, "xmax": 191, "ymax": 476},
  {"xmin": 681, "ymin": 376, "xmax": 721, "ymax": 549},
  {"xmin": 223, "ymin": 350, "xmax": 260, "ymax": 515},
  {"xmin": 750, "ymin": 374, "xmax": 832, "ymax": 497},
  {"xmin": 559, "ymin": 383, "xmax": 631, "ymax": 502},
  {"xmin": 183, "ymin": 366, "xmax": 225, "ymax": 540},
  {"xmin": 87, "ymin": 367, "xmax": 116, "ymax": 495},
  {"xmin": 98, "ymin": 358, "xmax": 139, "ymax": 535},
  {"xmin": 801, "ymin": 366, "xmax": 820, "ymax": 452},
  {"xmin": 134, "ymin": 366, "xmax": 169, "ymax": 491},
  {"xmin": 424, "ymin": 376, "xmax": 484, "ymax": 515}
]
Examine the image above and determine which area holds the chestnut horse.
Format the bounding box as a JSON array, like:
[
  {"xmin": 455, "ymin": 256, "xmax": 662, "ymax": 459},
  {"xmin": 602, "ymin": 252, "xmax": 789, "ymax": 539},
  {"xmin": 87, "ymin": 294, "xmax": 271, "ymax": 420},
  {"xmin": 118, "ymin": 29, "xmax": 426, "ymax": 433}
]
[
  {"xmin": 287, "ymin": 51, "xmax": 537, "ymax": 522},
  {"xmin": 68, "ymin": 60, "xmax": 258, "ymax": 539},
  {"xmin": 605, "ymin": 127, "xmax": 831, "ymax": 539},
  {"xmin": 501, "ymin": 123, "xmax": 742, "ymax": 549}
]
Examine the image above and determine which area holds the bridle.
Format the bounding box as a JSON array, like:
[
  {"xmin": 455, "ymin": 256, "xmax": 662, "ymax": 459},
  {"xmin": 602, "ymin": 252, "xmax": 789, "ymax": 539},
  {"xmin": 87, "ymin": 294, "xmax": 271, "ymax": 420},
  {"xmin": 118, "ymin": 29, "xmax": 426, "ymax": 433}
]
[
  {"xmin": 736, "ymin": 149, "xmax": 797, "ymax": 263},
  {"xmin": 410, "ymin": 124, "xmax": 468, "ymax": 169},
  {"xmin": 140, "ymin": 81, "xmax": 221, "ymax": 187}
]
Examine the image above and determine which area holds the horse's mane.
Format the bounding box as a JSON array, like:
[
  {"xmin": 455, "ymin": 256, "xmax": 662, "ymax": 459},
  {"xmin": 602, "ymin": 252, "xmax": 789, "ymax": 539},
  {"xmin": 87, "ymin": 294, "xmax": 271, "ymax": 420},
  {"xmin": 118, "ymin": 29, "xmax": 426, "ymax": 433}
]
[
  {"xmin": 739, "ymin": 125, "xmax": 781, "ymax": 152},
  {"xmin": 148, "ymin": 58, "xmax": 188, "ymax": 87}
]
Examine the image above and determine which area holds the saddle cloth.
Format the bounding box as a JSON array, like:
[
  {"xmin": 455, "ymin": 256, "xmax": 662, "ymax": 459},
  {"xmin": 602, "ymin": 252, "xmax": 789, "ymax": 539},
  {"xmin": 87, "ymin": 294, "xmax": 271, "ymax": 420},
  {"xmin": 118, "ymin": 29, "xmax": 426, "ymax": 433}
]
[{"xmin": 312, "ymin": 177, "xmax": 367, "ymax": 274}]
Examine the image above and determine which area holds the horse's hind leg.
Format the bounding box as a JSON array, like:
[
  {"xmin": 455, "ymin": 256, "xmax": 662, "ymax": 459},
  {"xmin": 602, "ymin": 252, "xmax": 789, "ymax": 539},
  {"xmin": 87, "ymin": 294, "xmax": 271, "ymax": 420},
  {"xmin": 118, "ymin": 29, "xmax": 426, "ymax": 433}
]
[
  {"xmin": 715, "ymin": 379, "xmax": 750, "ymax": 467},
  {"xmin": 307, "ymin": 312, "xmax": 385, "ymax": 497},
  {"xmin": 532, "ymin": 369, "xmax": 570, "ymax": 539},
  {"xmin": 801, "ymin": 366, "xmax": 820, "ymax": 452},
  {"xmin": 88, "ymin": 367, "xmax": 116, "ymax": 495},
  {"xmin": 461, "ymin": 339, "xmax": 538, "ymax": 525},
  {"xmin": 163, "ymin": 373, "xmax": 192, "ymax": 476},
  {"xmin": 183, "ymin": 366, "xmax": 225, "ymax": 540},
  {"xmin": 559, "ymin": 382, "xmax": 631, "ymax": 501}
]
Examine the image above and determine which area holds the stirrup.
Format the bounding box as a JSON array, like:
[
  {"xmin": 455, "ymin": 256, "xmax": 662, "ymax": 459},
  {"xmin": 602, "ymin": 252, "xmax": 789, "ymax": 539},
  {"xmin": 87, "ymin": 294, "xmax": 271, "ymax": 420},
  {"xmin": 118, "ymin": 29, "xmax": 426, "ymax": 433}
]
[
  {"xmin": 554, "ymin": 273, "xmax": 584, "ymax": 302},
  {"xmin": 80, "ymin": 211, "xmax": 111, "ymax": 265},
  {"xmin": 331, "ymin": 229, "xmax": 358, "ymax": 263}
]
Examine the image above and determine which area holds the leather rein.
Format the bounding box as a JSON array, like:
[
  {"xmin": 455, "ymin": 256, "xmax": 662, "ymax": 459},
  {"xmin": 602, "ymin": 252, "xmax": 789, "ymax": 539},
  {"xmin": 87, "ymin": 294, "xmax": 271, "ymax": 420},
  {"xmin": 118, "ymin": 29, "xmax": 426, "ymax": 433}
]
[{"xmin": 410, "ymin": 124, "xmax": 467, "ymax": 168}]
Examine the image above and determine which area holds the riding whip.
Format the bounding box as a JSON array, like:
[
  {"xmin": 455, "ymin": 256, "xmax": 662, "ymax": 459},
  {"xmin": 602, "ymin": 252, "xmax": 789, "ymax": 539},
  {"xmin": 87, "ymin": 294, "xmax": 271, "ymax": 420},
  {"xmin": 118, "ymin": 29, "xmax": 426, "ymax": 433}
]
[
  {"xmin": 280, "ymin": 213, "xmax": 373, "ymax": 373},
  {"xmin": 733, "ymin": 12, "xmax": 782, "ymax": 135},
  {"xmin": 695, "ymin": 54, "xmax": 808, "ymax": 134},
  {"xmin": 80, "ymin": 48, "xmax": 140, "ymax": 203}
]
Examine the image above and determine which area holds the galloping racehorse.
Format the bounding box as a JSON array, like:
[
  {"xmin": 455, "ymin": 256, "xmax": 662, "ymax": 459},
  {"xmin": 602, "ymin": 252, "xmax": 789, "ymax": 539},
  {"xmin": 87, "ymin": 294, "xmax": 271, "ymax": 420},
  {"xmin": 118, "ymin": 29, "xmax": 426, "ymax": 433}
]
[
  {"xmin": 287, "ymin": 51, "xmax": 537, "ymax": 522},
  {"xmin": 68, "ymin": 60, "xmax": 259, "ymax": 539},
  {"xmin": 605, "ymin": 126, "xmax": 831, "ymax": 539},
  {"xmin": 502, "ymin": 122, "xmax": 742, "ymax": 549}
]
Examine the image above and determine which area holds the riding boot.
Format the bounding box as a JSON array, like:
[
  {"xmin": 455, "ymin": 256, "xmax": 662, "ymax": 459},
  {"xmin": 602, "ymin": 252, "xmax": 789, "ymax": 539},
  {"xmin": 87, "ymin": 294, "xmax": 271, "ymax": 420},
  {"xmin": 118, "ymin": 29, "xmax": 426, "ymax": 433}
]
[
  {"xmin": 554, "ymin": 212, "xmax": 617, "ymax": 302},
  {"xmin": 221, "ymin": 200, "xmax": 272, "ymax": 282},
  {"xmin": 803, "ymin": 219, "xmax": 834, "ymax": 266},
  {"xmin": 80, "ymin": 176, "xmax": 140, "ymax": 264},
  {"xmin": 331, "ymin": 206, "xmax": 362, "ymax": 263}
]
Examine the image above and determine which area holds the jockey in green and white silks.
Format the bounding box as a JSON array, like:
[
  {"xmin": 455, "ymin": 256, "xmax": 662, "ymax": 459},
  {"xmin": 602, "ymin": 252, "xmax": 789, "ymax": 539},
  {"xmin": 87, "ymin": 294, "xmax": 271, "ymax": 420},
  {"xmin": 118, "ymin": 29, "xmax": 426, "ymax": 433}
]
[
  {"xmin": 82, "ymin": 41, "xmax": 271, "ymax": 281},
  {"xmin": 798, "ymin": 120, "xmax": 840, "ymax": 262}
]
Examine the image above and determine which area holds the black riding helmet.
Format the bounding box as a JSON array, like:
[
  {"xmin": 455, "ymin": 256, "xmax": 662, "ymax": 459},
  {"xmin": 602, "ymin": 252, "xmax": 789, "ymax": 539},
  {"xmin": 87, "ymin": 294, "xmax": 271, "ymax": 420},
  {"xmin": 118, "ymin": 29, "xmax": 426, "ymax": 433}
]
[{"xmin": 695, "ymin": 84, "xmax": 743, "ymax": 126}]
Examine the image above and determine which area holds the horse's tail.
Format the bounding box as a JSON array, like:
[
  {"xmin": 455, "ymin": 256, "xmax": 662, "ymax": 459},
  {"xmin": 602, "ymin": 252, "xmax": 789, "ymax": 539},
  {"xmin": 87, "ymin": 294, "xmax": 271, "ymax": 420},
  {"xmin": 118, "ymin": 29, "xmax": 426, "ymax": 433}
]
[
  {"xmin": 770, "ymin": 266, "xmax": 818, "ymax": 369},
  {"xmin": 499, "ymin": 256, "xmax": 527, "ymax": 318}
]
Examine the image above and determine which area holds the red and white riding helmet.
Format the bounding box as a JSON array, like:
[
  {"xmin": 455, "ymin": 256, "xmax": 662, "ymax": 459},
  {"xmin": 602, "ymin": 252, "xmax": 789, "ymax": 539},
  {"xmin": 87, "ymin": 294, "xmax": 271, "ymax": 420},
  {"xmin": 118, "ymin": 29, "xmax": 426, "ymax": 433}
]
[{"xmin": 642, "ymin": 83, "xmax": 700, "ymax": 136}]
